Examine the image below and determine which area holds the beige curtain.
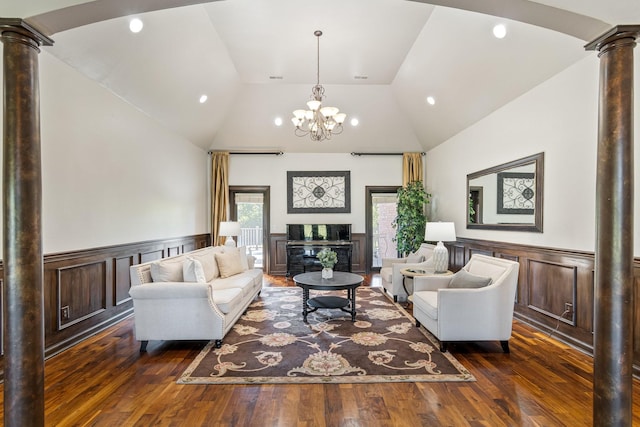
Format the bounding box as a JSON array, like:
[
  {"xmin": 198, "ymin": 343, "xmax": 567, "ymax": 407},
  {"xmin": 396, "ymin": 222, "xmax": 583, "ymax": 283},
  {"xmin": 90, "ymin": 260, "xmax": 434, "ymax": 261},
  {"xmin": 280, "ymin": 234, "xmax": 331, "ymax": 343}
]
[
  {"xmin": 210, "ymin": 152, "xmax": 230, "ymax": 246},
  {"xmin": 402, "ymin": 152, "xmax": 423, "ymax": 186}
]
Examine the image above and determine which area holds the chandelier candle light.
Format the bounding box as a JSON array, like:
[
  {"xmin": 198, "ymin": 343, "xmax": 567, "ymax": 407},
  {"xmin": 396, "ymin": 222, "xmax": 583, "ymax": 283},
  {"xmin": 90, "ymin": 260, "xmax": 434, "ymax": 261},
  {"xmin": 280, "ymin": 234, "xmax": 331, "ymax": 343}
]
[
  {"xmin": 424, "ymin": 222, "xmax": 457, "ymax": 274},
  {"xmin": 292, "ymin": 30, "xmax": 346, "ymax": 142}
]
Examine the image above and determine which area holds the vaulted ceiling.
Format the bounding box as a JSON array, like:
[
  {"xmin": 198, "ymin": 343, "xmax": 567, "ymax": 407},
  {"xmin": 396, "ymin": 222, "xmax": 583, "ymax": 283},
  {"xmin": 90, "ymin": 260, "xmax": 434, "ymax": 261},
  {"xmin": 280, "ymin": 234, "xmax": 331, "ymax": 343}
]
[{"xmin": 18, "ymin": 0, "xmax": 640, "ymax": 153}]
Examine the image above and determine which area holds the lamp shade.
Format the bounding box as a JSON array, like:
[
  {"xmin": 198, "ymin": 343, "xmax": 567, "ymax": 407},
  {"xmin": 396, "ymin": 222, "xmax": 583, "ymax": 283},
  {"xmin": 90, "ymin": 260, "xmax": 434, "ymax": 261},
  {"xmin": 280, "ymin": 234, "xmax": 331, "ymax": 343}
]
[
  {"xmin": 219, "ymin": 221, "xmax": 241, "ymax": 237},
  {"xmin": 424, "ymin": 222, "xmax": 456, "ymax": 242}
]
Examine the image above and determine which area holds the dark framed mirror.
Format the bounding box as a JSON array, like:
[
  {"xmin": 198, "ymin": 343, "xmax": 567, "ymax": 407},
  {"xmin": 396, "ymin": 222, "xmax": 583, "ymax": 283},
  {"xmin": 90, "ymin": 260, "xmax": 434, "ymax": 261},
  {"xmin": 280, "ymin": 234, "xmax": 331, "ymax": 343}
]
[{"xmin": 467, "ymin": 152, "xmax": 544, "ymax": 232}]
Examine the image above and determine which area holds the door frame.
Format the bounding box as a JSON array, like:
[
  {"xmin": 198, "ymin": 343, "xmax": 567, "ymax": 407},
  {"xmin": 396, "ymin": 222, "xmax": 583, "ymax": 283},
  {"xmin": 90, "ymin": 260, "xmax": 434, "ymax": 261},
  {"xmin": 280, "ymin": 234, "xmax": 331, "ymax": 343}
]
[
  {"xmin": 229, "ymin": 186, "xmax": 270, "ymax": 273},
  {"xmin": 365, "ymin": 186, "xmax": 401, "ymax": 274}
]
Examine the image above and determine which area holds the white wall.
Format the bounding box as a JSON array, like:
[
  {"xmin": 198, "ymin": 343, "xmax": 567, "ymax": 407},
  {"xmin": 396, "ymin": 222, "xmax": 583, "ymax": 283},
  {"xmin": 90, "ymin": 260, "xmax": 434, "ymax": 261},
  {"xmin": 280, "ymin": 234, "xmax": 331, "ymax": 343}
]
[
  {"xmin": 426, "ymin": 53, "xmax": 640, "ymax": 256},
  {"xmin": 0, "ymin": 48, "xmax": 210, "ymax": 256},
  {"xmin": 229, "ymin": 153, "xmax": 404, "ymax": 234}
]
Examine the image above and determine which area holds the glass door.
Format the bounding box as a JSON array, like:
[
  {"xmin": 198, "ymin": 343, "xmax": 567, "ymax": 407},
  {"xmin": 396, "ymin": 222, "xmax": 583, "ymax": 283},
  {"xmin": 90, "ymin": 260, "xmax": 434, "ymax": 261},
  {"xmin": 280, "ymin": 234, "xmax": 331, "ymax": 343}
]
[
  {"xmin": 366, "ymin": 186, "xmax": 400, "ymax": 272},
  {"xmin": 230, "ymin": 187, "xmax": 270, "ymax": 270}
]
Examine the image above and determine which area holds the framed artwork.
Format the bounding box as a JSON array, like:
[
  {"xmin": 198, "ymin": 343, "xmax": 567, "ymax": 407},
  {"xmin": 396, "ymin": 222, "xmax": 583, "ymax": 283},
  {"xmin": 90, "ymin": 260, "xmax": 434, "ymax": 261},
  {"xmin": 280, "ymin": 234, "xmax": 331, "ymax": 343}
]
[
  {"xmin": 497, "ymin": 172, "xmax": 535, "ymax": 214},
  {"xmin": 287, "ymin": 171, "xmax": 351, "ymax": 214}
]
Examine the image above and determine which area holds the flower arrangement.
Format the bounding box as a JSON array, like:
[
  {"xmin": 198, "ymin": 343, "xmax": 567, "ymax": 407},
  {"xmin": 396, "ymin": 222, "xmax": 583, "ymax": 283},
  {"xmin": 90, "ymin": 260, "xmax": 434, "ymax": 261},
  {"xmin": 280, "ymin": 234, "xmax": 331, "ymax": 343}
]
[{"xmin": 317, "ymin": 248, "xmax": 338, "ymax": 269}]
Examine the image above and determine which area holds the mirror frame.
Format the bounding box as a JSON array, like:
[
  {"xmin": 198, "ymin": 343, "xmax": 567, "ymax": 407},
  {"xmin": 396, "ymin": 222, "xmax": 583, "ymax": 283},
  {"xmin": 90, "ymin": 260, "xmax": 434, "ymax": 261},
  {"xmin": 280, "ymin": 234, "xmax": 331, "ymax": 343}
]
[{"xmin": 466, "ymin": 152, "xmax": 544, "ymax": 232}]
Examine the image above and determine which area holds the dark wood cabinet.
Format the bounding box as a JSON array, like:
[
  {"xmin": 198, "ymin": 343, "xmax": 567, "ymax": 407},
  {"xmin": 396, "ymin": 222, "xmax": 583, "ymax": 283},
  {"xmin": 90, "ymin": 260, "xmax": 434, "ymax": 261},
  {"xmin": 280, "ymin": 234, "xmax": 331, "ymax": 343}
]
[{"xmin": 286, "ymin": 242, "xmax": 353, "ymax": 276}]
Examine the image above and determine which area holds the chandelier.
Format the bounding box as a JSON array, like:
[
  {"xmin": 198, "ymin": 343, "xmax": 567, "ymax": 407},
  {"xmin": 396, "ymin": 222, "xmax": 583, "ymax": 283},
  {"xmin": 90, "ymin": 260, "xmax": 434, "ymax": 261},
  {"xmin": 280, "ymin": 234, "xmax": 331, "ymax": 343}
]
[{"xmin": 292, "ymin": 30, "xmax": 346, "ymax": 142}]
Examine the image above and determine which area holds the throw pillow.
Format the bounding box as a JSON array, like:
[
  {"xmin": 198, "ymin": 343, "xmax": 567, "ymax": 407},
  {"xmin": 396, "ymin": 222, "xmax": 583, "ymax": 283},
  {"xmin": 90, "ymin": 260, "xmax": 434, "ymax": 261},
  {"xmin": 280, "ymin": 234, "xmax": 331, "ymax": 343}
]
[
  {"xmin": 406, "ymin": 251, "xmax": 424, "ymax": 263},
  {"xmin": 215, "ymin": 250, "xmax": 245, "ymax": 278},
  {"xmin": 150, "ymin": 258, "xmax": 184, "ymax": 282},
  {"xmin": 183, "ymin": 257, "xmax": 207, "ymax": 283},
  {"xmin": 188, "ymin": 249, "xmax": 219, "ymax": 282},
  {"xmin": 448, "ymin": 269, "xmax": 492, "ymax": 289},
  {"xmin": 237, "ymin": 246, "xmax": 250, "ymax": 271}
]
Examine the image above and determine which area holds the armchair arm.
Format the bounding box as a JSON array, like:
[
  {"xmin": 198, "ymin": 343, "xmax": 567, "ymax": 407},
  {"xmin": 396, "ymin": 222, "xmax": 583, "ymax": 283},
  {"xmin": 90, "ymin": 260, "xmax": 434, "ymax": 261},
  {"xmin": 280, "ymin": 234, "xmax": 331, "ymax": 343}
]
[
  {"xmin": 413, "ymin": 275, "xmax": 453, "ymax": 292},
  {"xmin": 129, "ymin": 282, "xmax": 210, "ymax": 300},
  {"xmin": 381, "ymin": 257, "xmax": 406, "ymax": 268},
  {"xmin": 437, "ymin": 286, "xmax": 515, "ymax": 340}
]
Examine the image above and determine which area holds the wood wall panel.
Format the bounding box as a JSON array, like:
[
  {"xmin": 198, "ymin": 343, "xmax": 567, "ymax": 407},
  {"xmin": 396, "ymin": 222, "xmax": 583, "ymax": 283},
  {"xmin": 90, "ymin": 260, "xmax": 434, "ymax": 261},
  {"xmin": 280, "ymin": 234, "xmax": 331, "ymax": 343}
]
[
  {"xmin": 452, "ymin": 237, "xmax": 640, "ymax": 374},
  {"xmin": 527, "ymin": 259, "xmax": 577, "ymax": 326},
  {"xmin": 114, "ymin": 255, "xmax": 134, "ymax": 306},
  {"xmin": 0, "ymin": 233, "xmax": 210, "ymax": 375},
  {"xmin": 57, "ymin": 261, "xmax": 108, "ymax": 329},
  {"xmin": 141, "ymin": 249, "xmax": 163, "ymax": 263}
]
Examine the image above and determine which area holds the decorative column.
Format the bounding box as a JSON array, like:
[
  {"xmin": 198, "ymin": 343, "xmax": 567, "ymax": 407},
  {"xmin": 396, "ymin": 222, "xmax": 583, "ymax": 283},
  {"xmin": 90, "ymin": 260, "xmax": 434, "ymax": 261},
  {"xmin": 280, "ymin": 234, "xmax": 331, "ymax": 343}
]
[
  {"xmin": 0, "ymin": 19, "xmax": 53, "ymax": 427},
  {"xmin": 585, "ymin": 25, "xmax": 639, "ymax": 427}
]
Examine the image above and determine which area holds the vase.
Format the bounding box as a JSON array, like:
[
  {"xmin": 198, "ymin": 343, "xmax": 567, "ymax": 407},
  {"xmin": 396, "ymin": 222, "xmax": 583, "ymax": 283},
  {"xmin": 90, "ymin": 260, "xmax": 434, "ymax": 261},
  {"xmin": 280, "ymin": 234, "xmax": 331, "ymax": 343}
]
[{"xmin": 322, "ymin": 267, "xmax": 333, "ymax": 279}]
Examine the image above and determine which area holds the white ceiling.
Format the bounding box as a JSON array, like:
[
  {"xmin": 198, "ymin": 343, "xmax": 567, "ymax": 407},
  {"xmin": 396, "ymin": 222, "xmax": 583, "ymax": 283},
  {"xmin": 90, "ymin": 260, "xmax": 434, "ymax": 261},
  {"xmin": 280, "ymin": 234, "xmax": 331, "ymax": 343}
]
[{"xmin": 24, "ymin": 0, "xmax": 640, "ymax": 153}]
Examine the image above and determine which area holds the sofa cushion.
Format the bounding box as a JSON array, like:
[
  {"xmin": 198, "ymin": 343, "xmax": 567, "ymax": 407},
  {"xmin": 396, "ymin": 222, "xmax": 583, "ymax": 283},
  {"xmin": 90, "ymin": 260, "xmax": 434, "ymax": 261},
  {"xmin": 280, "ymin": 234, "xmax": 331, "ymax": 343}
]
[
  {"xmin": 183, "ymin": 257, "xmax": 206, "ymax": 283},
  {"xmin": 210, "ymin": 287, "xmax": 244, "ymax": 314},
  {"xmin": 215, "ymin": 250, "xmax": 245, "ymax": 278},
  {"xmin": 150, "ymin": 258, "xmax": 184, "ymax": 282},
  {"xmin": 380, "ymin": 267, "xmax": 392, "ymax": 283},
  {"xmin": 413, "ymin": 291, "xmax": 438, "ymax": 320},
  {"xmin": 448, "ymin": 269, "xmax": 492, "ymax": 289}
]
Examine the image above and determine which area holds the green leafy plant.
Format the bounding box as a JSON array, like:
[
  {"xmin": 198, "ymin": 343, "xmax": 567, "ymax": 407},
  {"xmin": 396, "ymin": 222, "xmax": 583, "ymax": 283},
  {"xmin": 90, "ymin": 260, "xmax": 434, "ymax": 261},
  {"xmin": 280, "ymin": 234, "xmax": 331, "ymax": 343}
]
[
  {"xmin": 317, "ymin": 248, "xmax": 338, "ymax": 268},
  {"xmin": 392, "ymin": 181, "xmax": 431, "ymax": 256}
]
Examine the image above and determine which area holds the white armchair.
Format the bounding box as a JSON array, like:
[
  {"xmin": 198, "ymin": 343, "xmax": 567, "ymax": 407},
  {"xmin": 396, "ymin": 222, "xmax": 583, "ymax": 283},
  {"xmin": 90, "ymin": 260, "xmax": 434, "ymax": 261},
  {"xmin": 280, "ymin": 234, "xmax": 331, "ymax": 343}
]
[
  {"xmin": 379, "ymin": 243, "xmax": 436, "ymax": 301},
  {"xmin": 412, "ymin": 254, "xmax": 519, "ymax": 353}
]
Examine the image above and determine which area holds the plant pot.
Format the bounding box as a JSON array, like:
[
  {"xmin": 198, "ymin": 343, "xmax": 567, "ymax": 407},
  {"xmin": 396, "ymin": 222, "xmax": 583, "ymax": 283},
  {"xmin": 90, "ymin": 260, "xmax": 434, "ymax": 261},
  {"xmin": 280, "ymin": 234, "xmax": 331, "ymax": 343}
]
[{"xmin": 322, "ymin": 267, "xmax": 333, "ymax": 279}]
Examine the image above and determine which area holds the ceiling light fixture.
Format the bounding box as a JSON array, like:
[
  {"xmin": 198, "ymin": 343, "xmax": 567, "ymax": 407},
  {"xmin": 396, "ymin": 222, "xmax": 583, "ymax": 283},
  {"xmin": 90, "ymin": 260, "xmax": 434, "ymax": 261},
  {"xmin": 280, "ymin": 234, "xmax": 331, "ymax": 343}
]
[
  {"xmin": 292, "ymin": 30, "xmax": 346, "ymax": 142},
  {"xmin": 129, "ymin": 18, "xmax": 144, "ymax": 33},
  {"xmin": 199, "ymin": 94, "xmax": 208, "ymax": 103},
  {"xmin": 493, "ymin": 24, "xmax": 507, "ymax": 39},
  {"xmin": 426, "ymin": 96, "xmax": 436, "ymax": 105}
]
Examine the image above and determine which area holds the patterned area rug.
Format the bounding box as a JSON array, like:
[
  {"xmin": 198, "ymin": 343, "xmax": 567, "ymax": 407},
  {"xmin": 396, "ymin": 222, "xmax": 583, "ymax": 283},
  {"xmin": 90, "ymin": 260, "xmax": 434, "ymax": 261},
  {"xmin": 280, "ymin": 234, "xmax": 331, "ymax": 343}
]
[{"xmin": 177, "ymin": 287, "xmax": 475, "ymax": 384}]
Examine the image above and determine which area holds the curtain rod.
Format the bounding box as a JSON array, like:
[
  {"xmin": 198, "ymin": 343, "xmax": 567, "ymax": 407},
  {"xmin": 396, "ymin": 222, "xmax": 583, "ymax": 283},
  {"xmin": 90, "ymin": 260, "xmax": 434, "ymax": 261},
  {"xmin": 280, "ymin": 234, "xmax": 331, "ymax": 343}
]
[
  {"xmin": 351, "ymin": 152, "xmax": 425, "ymax": 156},
  {"xmin": 208, "ymin": 150, "xmax": 284, "ymax": 155}
]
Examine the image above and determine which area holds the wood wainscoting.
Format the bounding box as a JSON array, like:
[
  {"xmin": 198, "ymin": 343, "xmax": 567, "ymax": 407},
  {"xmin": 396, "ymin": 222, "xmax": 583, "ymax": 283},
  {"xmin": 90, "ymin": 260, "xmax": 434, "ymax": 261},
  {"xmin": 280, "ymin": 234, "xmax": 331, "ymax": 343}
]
[
  {"xmin": 0, "ymin": 233, "xmax": 210, "ymax": 376},
  {"xmin": 450, "ymin": 237, "xmax": 640, "ymax": 374}
]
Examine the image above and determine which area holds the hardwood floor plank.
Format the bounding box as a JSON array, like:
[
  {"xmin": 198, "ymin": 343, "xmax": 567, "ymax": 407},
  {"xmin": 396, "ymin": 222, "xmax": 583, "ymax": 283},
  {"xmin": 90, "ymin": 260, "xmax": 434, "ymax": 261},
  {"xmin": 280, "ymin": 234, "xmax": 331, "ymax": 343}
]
[{"xmin": 2, "ymin": 273, "xmax": 640, "ymax": 426}]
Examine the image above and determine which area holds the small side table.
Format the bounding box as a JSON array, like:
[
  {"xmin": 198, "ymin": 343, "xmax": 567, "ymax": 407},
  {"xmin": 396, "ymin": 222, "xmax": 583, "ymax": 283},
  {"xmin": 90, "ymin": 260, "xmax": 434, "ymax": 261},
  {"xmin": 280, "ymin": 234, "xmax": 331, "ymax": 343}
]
[{"xmin": 399, "ymin": 268, "xmax": 453, "ymax": 305}]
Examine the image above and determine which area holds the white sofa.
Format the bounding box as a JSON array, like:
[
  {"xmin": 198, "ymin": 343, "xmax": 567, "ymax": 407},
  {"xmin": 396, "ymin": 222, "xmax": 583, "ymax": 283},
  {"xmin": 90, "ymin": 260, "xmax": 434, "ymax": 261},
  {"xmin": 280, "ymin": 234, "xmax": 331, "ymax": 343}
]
[
  {"xmin": 379, "ymin": 243, "xmax": 436, "ymax": 301},
  {"xmin": 129, "ymin": 245, "xmax": 262, "ymax": 352},
  {"xmin": 412, "ymin": 254, "xmax": 519, "ymax": 353}
]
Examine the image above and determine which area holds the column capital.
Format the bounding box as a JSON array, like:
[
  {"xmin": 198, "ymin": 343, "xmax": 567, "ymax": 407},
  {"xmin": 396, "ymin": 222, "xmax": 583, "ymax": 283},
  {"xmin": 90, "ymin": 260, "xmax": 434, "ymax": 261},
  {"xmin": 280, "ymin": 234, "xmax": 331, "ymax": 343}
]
[
  {"xmin": 0, "ymin": 18, "xmax": 54, "ymax": 47},
  {"xmin": 585, "ymin": 24, "xmax": 640, "ymax": 52}
]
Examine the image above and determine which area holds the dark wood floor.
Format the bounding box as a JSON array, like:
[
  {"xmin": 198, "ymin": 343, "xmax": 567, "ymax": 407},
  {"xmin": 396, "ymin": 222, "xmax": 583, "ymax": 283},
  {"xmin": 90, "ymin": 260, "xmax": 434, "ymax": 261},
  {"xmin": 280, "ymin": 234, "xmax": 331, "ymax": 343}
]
[{"xmin": 2, "ymin": 274, "xmax": 639, "ymax": 426}]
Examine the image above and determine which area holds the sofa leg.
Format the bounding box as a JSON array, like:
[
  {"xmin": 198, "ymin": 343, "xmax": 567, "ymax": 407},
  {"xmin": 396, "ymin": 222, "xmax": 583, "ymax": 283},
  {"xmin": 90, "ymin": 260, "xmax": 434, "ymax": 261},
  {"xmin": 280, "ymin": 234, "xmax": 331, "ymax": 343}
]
[
  {"xmin": 500, "ymin": 340, "xmax": 510, "ymax": 353},
  {"xmin": 214, "ymin": 339, "xmax": 223, "ymax": 348},
  {"xmin": 415, "ymin": 320, "xmax": 421, "ymax": 327},
  {"xmin": 393, "ymin": 295, "xmax": 398, "ymax": 302},
  {"xmin": 139, "ymin": 341, "xmax": 148, "ymax": 353},
  {"xmin": 440, "ymin": 342, "xmax": 448, "ymax": 352}
]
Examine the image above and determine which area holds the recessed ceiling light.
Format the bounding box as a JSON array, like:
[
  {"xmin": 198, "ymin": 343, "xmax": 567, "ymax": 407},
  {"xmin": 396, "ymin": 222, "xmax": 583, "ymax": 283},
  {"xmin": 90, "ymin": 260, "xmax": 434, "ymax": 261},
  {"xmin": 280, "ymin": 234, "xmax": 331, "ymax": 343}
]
[
  {"xmin": 129, "ymin": 18, "xmax": 144, "ymax": 33},
  {"xmin": 426, "ymin": 96, "xmax": 436, "ymax": 105},
  {"xmin": 274, "ymin": 117, "xmax": 283, "ymax": 126},
  {"xmin": 350, "ymin": 118, "xmax": 359, "ymax": 127},
  {"xmin": 493, "ymin": 24, "xmax": 507, "ymax": 39},
  {"xmin": 199, "ymin": 94, "xmax": 208, "ymax": 104}
]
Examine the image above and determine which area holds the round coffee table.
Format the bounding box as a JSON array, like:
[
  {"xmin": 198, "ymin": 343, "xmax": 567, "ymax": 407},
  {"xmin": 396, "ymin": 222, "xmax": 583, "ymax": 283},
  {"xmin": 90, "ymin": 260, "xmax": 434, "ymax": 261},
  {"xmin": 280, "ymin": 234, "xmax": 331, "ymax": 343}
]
[{"xmin": 293, "ymin": 271, "xmax": 364, "ymax": 322}]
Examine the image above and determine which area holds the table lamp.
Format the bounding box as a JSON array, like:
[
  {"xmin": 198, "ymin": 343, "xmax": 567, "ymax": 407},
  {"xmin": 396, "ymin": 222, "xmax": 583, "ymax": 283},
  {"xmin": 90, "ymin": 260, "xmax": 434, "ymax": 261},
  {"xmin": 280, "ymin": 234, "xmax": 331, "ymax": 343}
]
[
  {"xmin": 424, "ymin": 222, "xmax": 456, "ymax": 273},
  {"xmin": 219, "ymin": 221, "xmax": 241, "ymax": 247}
]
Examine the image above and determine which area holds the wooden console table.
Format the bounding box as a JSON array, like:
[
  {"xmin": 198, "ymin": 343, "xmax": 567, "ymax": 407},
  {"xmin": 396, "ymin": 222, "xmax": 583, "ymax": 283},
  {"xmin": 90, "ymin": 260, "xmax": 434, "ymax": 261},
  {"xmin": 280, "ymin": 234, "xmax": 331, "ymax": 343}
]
[{"xmin": 286, "ymin": 240, "xmax": 353, "ymax": 277}]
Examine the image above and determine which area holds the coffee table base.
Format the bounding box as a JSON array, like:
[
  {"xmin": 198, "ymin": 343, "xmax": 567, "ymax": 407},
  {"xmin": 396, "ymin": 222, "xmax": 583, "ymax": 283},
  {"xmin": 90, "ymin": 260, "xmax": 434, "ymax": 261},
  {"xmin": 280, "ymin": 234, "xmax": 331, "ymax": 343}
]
[{"xmin": 302, "ymin": 289, "xmax": 357, "ymax": 322}]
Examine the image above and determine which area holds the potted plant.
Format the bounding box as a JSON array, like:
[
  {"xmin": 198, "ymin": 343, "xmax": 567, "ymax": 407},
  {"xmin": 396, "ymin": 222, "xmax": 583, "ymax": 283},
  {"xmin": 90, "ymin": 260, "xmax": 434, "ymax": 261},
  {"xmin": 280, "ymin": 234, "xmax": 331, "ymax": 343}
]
[
  {"xmin": 393, "ymin": 181, "xmax": 431, "ymax": 256},
  {"xmin": 317, "ymin": 248, "xmax": 338, "ymax": 279}
]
